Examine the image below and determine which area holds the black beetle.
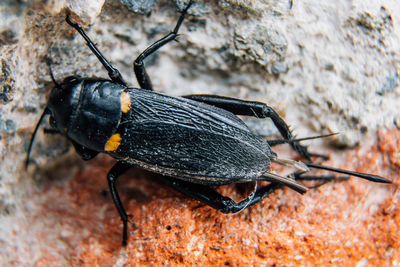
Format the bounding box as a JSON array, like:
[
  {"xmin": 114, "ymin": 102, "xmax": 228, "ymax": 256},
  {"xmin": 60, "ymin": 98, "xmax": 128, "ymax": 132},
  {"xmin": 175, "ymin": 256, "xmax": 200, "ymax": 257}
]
[{"xmin": 26, "ymin": 1, "xmax": 390, "ymax": 246}]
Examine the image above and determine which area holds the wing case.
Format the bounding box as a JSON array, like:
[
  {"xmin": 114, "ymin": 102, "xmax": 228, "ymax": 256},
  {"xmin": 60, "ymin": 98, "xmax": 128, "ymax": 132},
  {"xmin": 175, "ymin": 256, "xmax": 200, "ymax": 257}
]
[{"xmin": 109, "ymin": 88, "xmax": 275, "ymax": 184}]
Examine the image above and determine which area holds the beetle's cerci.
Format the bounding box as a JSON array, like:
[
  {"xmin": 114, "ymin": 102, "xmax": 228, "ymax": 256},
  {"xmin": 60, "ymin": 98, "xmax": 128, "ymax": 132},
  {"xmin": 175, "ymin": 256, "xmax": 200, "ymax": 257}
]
[{"xmin": 26, "ymin": 0, "xmax": 391, "ymax": 246}]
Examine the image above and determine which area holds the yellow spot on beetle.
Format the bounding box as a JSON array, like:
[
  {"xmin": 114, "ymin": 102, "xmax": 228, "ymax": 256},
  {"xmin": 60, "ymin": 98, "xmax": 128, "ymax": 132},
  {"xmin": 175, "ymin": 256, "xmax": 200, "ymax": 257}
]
[
  {"xmin": 105, "ymin": 133, "xmax": 122, "ymax": 151},
  {"xmin": 121, "ymin": 91, "xmax": 131, "ymax": 113}
]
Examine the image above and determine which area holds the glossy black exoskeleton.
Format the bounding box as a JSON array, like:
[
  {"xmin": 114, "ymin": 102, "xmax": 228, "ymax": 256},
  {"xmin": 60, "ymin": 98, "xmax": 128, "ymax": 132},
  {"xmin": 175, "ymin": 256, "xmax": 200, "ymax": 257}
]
[{"xmin": 26, "ymin": 1, "xmax": 391, "ymax": 246}]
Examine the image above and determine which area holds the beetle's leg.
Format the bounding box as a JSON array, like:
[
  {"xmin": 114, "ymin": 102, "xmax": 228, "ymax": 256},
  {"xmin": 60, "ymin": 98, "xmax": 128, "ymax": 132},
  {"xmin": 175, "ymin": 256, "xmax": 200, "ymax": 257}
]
[
  {"xmin": 182, "ymin": 95, "xmax": 311, "ymax": 161},
  {"xmin": 46, "ymin": 58, "xmax": 61, "ymax": 87},
  {"xmin": 162, "ymin": 174, "xmax": 349, "ymax": 213},
  {"xmin": 66, "ymin": 15, "xmax": 127, "ymax": 86},
  {"xmin": 161, "ymin": 176, "xmax": 282, "ymax": 213},
  {"xmin": 134, "ymin": 0, "xmax": 193, "ymax": 90},
  {"xmin": 107, "ymin": 162, "xmax": 132, "ymax": 246},
  {"xmin": 267, "ymin": 139, "xmax": 330, "ymax": 160},
  {"xmin": 292, "ymin": 173, "xmax": 349, "ymax": 188},
  {"xmin": 71, "ymin": 141, "xmax": 99, "ymax": 161}
]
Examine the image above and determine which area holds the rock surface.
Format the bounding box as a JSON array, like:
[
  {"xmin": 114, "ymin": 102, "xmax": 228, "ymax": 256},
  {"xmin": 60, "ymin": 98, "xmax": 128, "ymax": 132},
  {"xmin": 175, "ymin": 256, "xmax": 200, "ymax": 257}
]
[{"xmin": 0, "ymin": 0, "xmax": 399, "ymax": 265}]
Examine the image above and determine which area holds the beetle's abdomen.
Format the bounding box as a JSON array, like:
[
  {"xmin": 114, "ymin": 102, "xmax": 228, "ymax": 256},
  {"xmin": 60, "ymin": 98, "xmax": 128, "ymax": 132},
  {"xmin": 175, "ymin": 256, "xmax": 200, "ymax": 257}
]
[
  {"xmin": 108, "ymin": 88, "xmax": 275, "ymax": 184},
  {"xmin": 67, "ymin": 80, "xmax": 125, "ymax": 151}
]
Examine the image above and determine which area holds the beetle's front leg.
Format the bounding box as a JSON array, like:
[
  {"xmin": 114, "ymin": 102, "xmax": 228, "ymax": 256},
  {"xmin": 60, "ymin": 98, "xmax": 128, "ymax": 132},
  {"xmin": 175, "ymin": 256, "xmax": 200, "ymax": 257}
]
[
  {"xmin": 66, "ymin": 15, "xmax": 127, "ymax": 86},
  {"xmin": 182, "ymin": 95, "xmax": 311, "ymax": 161},
  {"xmin": 107, "ymin": 161, "xmax": 132, "ymax": 246}
]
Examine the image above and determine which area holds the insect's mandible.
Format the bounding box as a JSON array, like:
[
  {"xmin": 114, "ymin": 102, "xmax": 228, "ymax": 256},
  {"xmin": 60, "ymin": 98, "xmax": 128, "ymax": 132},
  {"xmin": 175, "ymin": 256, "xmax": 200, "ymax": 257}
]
[{"xmin": 26, "ymin": 0, "xmax": 391, "ymax": 246}]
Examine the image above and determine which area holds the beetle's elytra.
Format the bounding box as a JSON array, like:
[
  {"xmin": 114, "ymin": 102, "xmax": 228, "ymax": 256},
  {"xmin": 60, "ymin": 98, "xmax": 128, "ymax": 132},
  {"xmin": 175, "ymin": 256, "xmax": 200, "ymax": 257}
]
[{"xmin": 26, "ymin": 1, "xmax": 391, "ymax": 246}]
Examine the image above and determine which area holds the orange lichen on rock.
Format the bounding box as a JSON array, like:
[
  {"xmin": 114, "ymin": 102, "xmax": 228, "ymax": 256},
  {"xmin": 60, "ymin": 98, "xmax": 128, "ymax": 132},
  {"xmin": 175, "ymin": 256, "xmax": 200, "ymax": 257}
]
[
  {"xmin": 378, "ymin": 128, "xmax": 400, "ymax": 169},
  {"xmin": 18, "ymin": 129, "xmax": 400, "ymax": 266}
]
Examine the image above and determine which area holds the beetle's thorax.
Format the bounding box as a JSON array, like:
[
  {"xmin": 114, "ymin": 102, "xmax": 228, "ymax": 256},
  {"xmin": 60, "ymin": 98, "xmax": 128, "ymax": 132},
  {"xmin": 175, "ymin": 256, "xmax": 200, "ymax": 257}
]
[{"xmin": 47, "ymin": 78, "xmax": 126, "ymax": 151}]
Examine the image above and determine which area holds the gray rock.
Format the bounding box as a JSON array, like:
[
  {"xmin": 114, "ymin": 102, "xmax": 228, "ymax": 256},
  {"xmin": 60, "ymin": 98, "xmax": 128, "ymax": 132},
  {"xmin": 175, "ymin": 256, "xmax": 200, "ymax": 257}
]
[{"xmin": 120, "ymin": 0, "xmax": 160, "ymax": 14}]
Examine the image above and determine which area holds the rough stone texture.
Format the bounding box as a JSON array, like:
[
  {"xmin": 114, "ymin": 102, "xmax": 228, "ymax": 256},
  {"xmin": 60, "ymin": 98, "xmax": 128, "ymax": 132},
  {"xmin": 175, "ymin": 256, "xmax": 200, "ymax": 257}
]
[
  {"xmin": 2, "ymin": 129, "xmax": 399, "ymax": 266},
  {"xmin": 0, "ymin": 0, "xmax": 399, "ymax": 265},
  {"xmin": 120, "ymin": 0, "xmax": 160, "ymax": 15}
]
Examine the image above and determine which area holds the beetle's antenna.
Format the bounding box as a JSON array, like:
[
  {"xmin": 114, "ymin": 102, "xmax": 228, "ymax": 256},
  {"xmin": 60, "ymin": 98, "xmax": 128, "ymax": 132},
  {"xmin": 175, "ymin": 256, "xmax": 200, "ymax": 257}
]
[
  {"xmin": 305, "ymin": 162, "xmax": 391, "ymax": 183},
  {"xmin": 267, "ymin": 133, "xmax": 338, "ymax": 146},
  {"xmin": 25, "ymin": 108, "xmax": 49, "ymax": 170},
  {"xmin": 46, "ymin": 59, "xmax": 60, "ymax": 87}
]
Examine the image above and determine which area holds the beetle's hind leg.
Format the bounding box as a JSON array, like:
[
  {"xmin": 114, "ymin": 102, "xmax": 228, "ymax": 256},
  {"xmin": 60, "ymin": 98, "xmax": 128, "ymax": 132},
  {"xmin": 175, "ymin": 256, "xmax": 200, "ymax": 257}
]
[
  {"xmin": 182, "ymin": 95, "xmax": 311, "ymax": 161},
  {"xmin": 66, "ymin": 15, "xmax": 127, "ymax": 86},
  {"xmin": 161, "ymin": 173, "xmax": 349, "ymax": 214},
  {"xmin": 292, "ymin": 172, "xmax": 349, "ymax": 188},
  {"xmin": 133, "ymin": 0, "xmax": 193, "ymax": 90},
  {"xmin": 161, "ymin": 176, "xmax": 282, "ymax": 213}
]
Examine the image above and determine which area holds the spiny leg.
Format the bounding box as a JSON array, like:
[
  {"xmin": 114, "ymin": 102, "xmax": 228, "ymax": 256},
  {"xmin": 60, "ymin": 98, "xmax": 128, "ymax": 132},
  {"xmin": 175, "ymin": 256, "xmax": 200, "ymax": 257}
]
[
  {"xmin": 161, "ymin": 172, "xmax": 352, "ymax": 213},
  {"xmin": 266, "ymin": 133, "xmax": 335, "ymax": 160},
  {"xmin": 134, "ymin": 0, "xmax": 193, "ymax": 90},
  {"xmin": 305, "ymin": 162, "xmax": 390, "ymax": 183},
  {"xmin": 107, "ymin": 161, "xmax": 132, "ymax": 246},
  {"xmin": 161, "ymin": 176, "xmax": 282, "ymax": 213},
  {"xmin": 182, "ymin": 94, "xmax": 311, "ymax": 161},
  {"xmin": 66, "ymin": 15, "xmax": 127, "ymax": 86},
  {"xmin": 292, "ymin": 172, "xmax": 349, "ymax": 188}
]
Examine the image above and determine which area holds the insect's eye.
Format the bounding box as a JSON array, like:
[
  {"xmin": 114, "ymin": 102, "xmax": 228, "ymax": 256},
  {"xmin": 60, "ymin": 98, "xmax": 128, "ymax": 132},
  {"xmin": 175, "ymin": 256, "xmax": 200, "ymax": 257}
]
[{"xmin": 49, "ymin": 116, "xmax": 57, "ymax": 128}]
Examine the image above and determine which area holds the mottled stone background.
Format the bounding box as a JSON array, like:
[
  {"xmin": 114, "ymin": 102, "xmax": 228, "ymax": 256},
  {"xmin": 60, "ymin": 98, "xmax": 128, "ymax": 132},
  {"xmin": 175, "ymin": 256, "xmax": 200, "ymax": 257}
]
[{"xmin": 0, "ymin": 0, "xmax": 399, "ymax": 265}]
